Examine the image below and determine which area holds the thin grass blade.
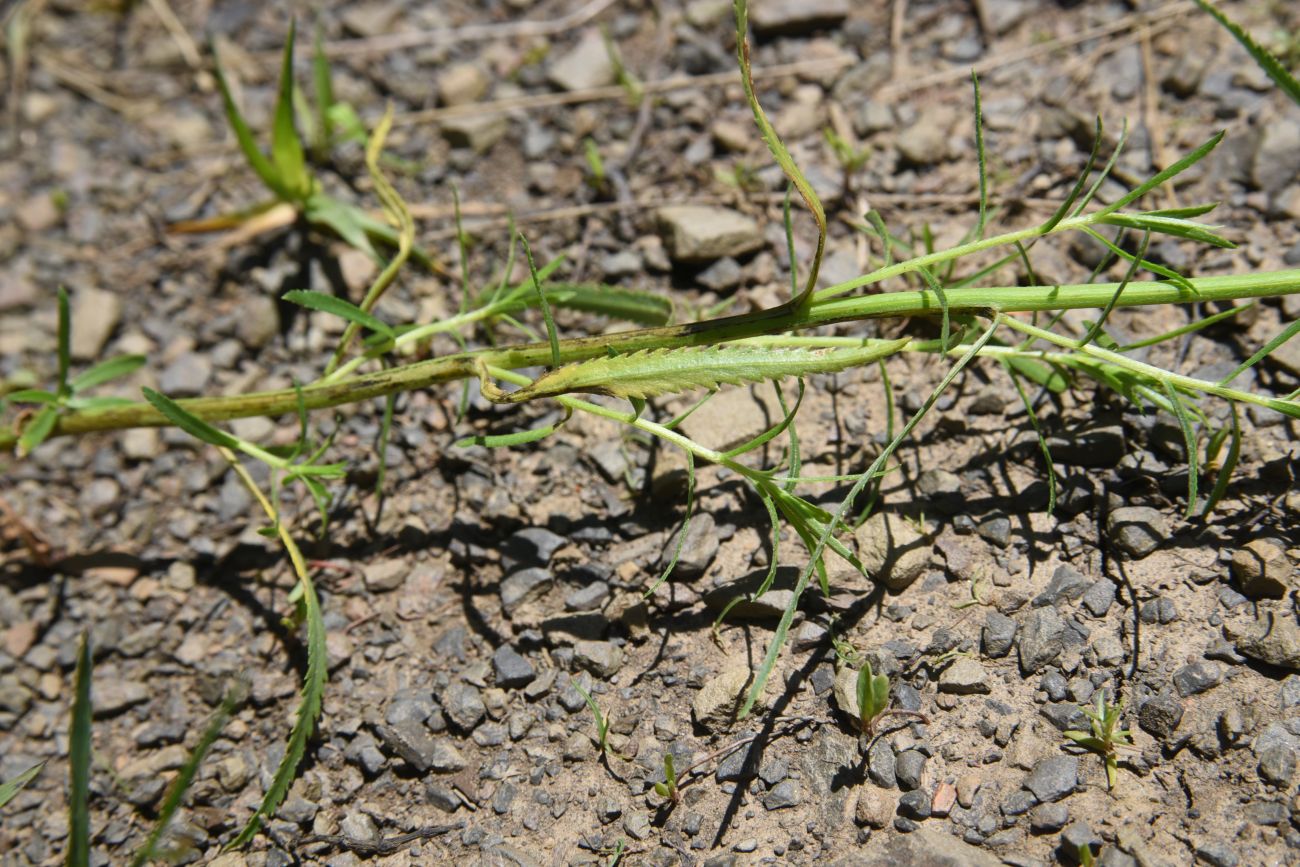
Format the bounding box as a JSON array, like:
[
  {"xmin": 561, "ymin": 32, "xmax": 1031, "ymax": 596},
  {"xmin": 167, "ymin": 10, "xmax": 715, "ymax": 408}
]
[
  {"xmin": 17, "ymin": 406, "xmax": 58, "ymax": 458},
  {"xmin": 212, "ymin": 39, "xmax": 287, "ymax": 199},
  {"xmin": 270, "ymin": 21, "xmax": 310, "ymax": 198},
  {"xmin": 1202, "ymin": 403, "xmax": 1241, "ymax": 516},
  {"xmin": 131, "ymin": 680, "xmax": 246, "ymax": 867},
  {"xmin": 68, "ymin": 632, "xmax": 92, "ymax": 867},
  {"xmin": 1217, "ymin": 319, "xmax": 1300, "ymax": 386},
  {"xmin": 1161, "ymin": 380, "xmax": 1200, "ymax": 517},
  {"xmin": 56, "ymin": 286, "xmax": 71, "ymax": 397}
]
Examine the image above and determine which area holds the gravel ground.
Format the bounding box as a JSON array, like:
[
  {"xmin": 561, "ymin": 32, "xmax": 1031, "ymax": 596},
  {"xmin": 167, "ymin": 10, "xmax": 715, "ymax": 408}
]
[{"xmin": 2, "ymin": 1, "xmax": 1300, "ymax": 866}]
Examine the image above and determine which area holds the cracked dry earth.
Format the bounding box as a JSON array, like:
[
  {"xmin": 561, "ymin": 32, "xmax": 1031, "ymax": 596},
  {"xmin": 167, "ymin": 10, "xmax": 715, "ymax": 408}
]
[{"xmin": 2, "ymin": 0, "xmax": 1300, "ymax": 866}]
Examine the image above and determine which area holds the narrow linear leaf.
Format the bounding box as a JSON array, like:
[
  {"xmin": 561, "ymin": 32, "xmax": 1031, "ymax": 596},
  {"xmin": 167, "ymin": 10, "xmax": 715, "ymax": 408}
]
[
  {"xmin": 1161, "ymin": 380, "xmax": 1200, "ymax": 517},
  {"xmin": 1095, "ymin": 131, "xmax": 1224, "ymax": 217},
  {"xmin": 643, "ymin": 451, "xmax": 697, "ymax": 598},
  {"xmin": 64, "ymin": 396, "xmax": 136, "ymax": 411},
  {"xmin": 1202, "ymin": 403, "xmax": 1240, "ymax": 516},
  {"xmin": 1192, "ymin": 0, "xmax": 1300, "ymax": 106},
  {"xmin": 68, "ymin": 632, "xmax": 92, "ymax": 867},
  {"xmin": 142, "ymin": 388, "xmax": 240, "ymax": 450},
  {"xmin": 131, "ymin": 681, "xmax": 246, "ymax": 867},
  {"xmin": 491, "ymin": 341, "xmax": 910, "ymax": 403},
  {"xmin": 271, "ymin": 21, "xmax": 310, "ymax": 198},
  {"xmin": 283, "ymin": 290, "xmax": 394, "ymax": 339},
  {"xmin": 5, "ymin": 389, "xmax": 58, "ymax": 404},
  {"xmin": 69, "ymin": 355, "xmax": 146, "ymax": 393},
  {"xmin": 721, "ymin": 379, "xmax": 805, "ymax": 460},
  {"xmin": 734, "ymin": 0, "xmax": 825, "ymax": 304},
  {"xmin": 302, "ymin": 194, "xmax": 380, "ymax": 263},
  {"xmin": 1218, "ymin": 319, "xmax": 1300, "ymax": 385},
  {"xmin": 56, "ymin": 286, "xmax": 71, "ymax": 397},
  {"xmin": 17, "ymin": 406, "xmax": 59, "ymax": 457},
  {"xmin": 971, "ymin": 70, "xmax": 988, "ymax": 239},
  {"xmin": 1096, "ymin": 212, "xmax": 1234, "ymax": 248},
  {"xmin": 0, "ymin": 761, "xmax": 45, "ymax": 809},
  {"xmin": 212, "ymin": 38, "xmax": 287, "ymax": 198},
  {"xmin": 520, "ymin": 234, "xmax": 560, "ymax": 369},
  {"xmin": 543, "ymin": 284, "xmax": 673, "ymax": 326},
  {"xmin": 225, "ymin": 457, "xmax": 327, "ymax": 848},
  {"xmin": 312, "ymin": 25, "xmax": 334, "ymax": 145}
]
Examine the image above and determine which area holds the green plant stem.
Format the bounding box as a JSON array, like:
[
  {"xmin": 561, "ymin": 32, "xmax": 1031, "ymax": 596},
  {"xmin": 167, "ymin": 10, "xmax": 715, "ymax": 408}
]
[{"xmin": 4, "ymin": 269, "xmax": 1299, "ymax": 451}]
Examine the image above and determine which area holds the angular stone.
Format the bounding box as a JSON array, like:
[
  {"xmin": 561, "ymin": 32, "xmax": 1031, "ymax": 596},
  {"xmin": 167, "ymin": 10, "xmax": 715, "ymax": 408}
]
[
  {"xmin": 440, "ymin": 113, "xmax": 507, "ymax": 153},
  {"xmin": 1025, "ymin": 755, "xmax": 1078, "ymax": 803},
  {"xmin": 1172, "ymin": 661, "xmax": 1223, "ymax": 697},
  {"xmin": 938, "ymin": 658, "xmax": 989, "ymax": 694},
  {"xmin": 677, "ymin": 385, "xmax": 781, "ymax": 452},
  {"xmin": 1231, "ymin": 538, "xmax": 1294, "ymax": 599},
  {"xmin": 750, "ymin": 0, "xmax": 849, "ymax": 36},
  {"xmin": 982, "ymin": 612, "xmax": 1017, "ymax": 658},
  {"xmin": 1137, "ymin": 694, "xmax": 1184, "ymax": 739},
  {"xmin": 693, "ymin": 666, "xmax": 767, "ymax": 733},
  {"xmin": 854, "ymin": 512, "xmax": 931, "ymax": 592},
  {"xmin": 500, "ymin": 568, "xmax": 553, "ymax": 617},
  {"xmin": 548, "ymin": 30, "xmax": 615, "ymax": 92},
  {"xmin": 1033, "ymin": 564, "xmax": 1091, "ymax": 607},
  {"xmin": 658, "ymin": 512, "xmax": 719, "ymax": 580},
  {"xmin": 442, "ymin": 682, "xmax": 486, "ymax": 732},
  {"xmin": 656, "ymin": 206, "xmax": 764, "ymax": 263},
  {"xmin": 363, "ymin": 558, "xmax": 407, "ymax": 592},
  {"xmin": 492, "ymin": 645, "xmax": 536, "ymax": 689},
  {"xmin": 1018, "ymin": 607, "xmax": 1066, "ymax": 674},
  {"xmin": 1106, "ymin": 507, "xmax": 1168, "ymax": 559},
  {"xmin": 70, "ymin": 287, "xmax": 123, "ymax": 361},
  {"xmin": 572, "ymin": 640, "xmax": 623, "ymax": 678},
  {"xmin": 1237, "ymin": 614, "xmax": 1300, "ymax": 671},
  {"xmin": 437, "ymin": 63, "xmax": 489, "ymax": 107}
]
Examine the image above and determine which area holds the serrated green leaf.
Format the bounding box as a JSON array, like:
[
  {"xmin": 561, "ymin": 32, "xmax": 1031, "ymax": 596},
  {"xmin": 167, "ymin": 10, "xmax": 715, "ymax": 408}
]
[
  {"xmin": 1192, "ymin": 0, "xmax": 1300, "ymax": 106},
  {"xmin": 141, "ymin": 388, "xmax": 240, "ymax": 450},
  {"xmin": 490, "ymin": 341, "xmax": 909, "ymax": 403},
  {"xmin": 70, "ymin": 354, "xmax": 146, "ymax": 393},
  {"xmin": 271, "ymin": 21, "xmax": 311, "ymax": 198},
  {"xmin": 228, "ymin": 555, "xmax": 325, "ymax": 847},
  {"xmin": 0, "ymin": 761, "xmax": 44, "ymax": 808},
  {"xmin": 282, "ymin": 289, "xmax": 394, "ymax": 338}
]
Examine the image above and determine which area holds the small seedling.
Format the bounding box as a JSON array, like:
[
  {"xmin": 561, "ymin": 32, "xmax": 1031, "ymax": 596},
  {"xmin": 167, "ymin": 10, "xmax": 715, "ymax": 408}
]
[
  {"xmin": 3, "ymin": 286, "xmax": 144, "ymax": 457},
  {"xmin": 1078, "ymin": 842, "xmax": 1097, "ymax": 866},
  {"xmin": 652, "ymin": 753, "xmax": 680, "ymax": 804},
  {"xmin": 855, "ymin": 659, "xmax": 891, "ymax": 736},
  {"xmin": 584, "ymin": 137, "xmax": 609, "ymax": 195},
  {"xmin": 177, "ymin": 21, "xmax": 433, "ymax": 269},
  {"xmin": 571, "ymin": 679, "xmax": 613, "ymax": 756},
  {"xmin": 1064, "ymin": 691, "xmax": 1133, "ymax": 790},
  {"xmin": 824, "ymin": 126, "xmax": 870, "ymax": 194}
]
